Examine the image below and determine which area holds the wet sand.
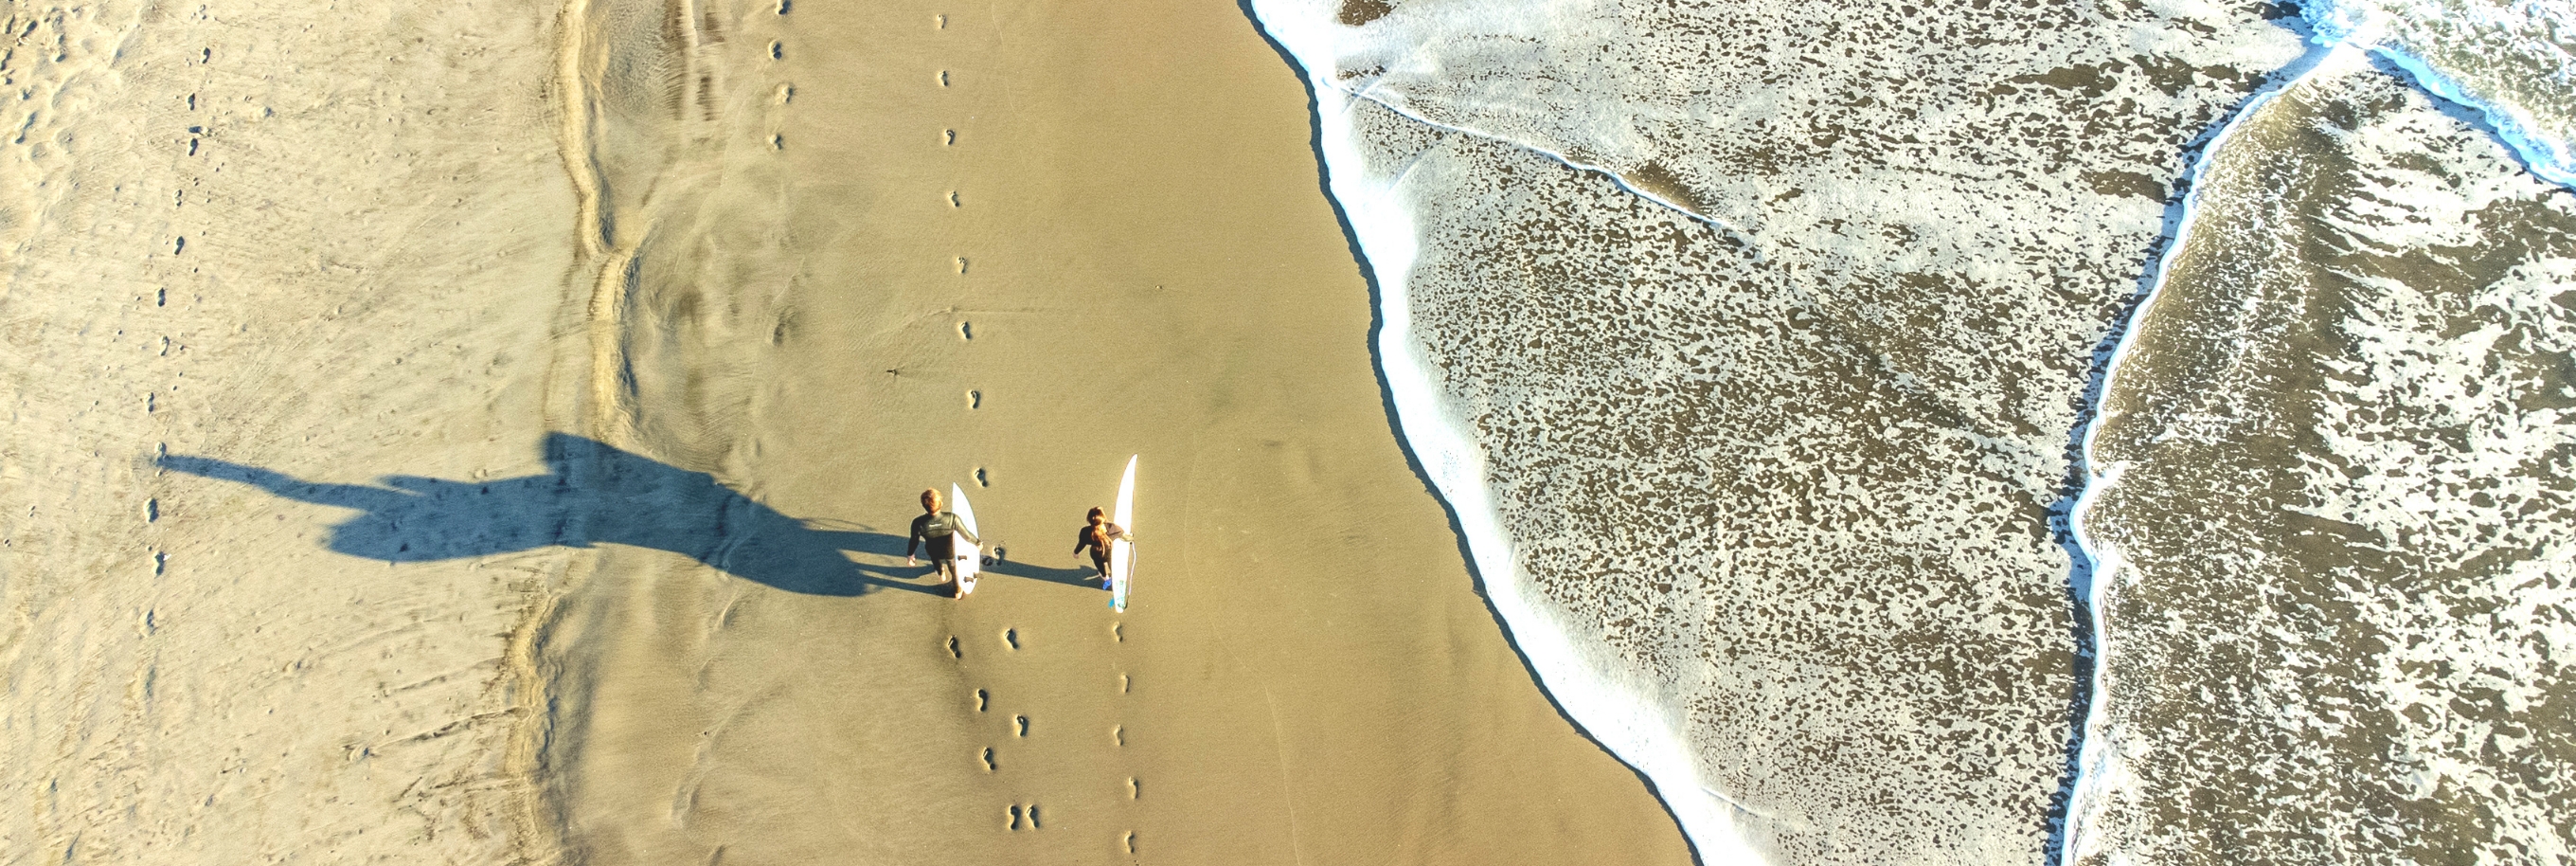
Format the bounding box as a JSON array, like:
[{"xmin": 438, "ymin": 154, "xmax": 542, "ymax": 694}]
[
  {"xmin": 0, "ymin": 0, "xmax": 1696, "ymax": 863},
  {"xmin": 536, "ymin": 0, "xmax": 1696, "ymax": 861}
]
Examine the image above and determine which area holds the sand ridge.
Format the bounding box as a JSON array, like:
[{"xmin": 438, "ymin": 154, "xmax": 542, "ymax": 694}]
[
  {"xmin": 1, "ymin": 0, "xmax": 1693, "ymax": 860},
  {"xmin": 0, "ymin": 0, "xmax": 580, "ymax": 862},
  {"xmin": 522, "ymin": 0, "xmax": 1698, "ymax": 862}
]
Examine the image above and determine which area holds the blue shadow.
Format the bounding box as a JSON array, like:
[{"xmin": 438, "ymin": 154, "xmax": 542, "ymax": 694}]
[{"xmin": 159, "ymin": 432, "xmax": 943, "ymax": 596}]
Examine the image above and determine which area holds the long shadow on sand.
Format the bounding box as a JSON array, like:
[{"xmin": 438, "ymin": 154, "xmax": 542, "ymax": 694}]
[
  {"xmin": 160, "ymin": 432, "xmax": 944, "ymax": 597},
  {"xmin": 982, "ymin": 555, "xmax": 1109, "ymax": 590}
]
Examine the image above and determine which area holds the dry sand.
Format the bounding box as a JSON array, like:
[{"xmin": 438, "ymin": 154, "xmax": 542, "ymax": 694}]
[
  {"xmin": 2, "ymin": 0, "xmax": 1693, "ymax": 862},
  {"xmin": 2, "ymin": 0, "xmax": 575, "ymax": 860}
]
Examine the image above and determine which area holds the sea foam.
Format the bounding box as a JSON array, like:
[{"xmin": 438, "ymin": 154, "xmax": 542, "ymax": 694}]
[
  {"xmin": 2302, "ymin": 0, "xmax": 2576, "ymax": 187},
  {"xmin": 1249, "ymin": 0, "xmax": 2302, "ymax": 862},
  {"xmin": 2059, "ymin": 43, "xmax": 2345, "ymax": 864},
  {"xmin": 1284, "ymin": 48, "xmax": 1772, "ymax": 866},
  {"xmin": 2059, "ymin": 1, "xmax": 2576, "ymax": 857},
  {"xmin": 2067, "ymin": 44, "xmax": 2576, "ymax": 861}
]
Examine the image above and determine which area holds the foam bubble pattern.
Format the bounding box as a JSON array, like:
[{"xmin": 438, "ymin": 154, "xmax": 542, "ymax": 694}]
[
  {"xmin": 2071, "ymin": 48, "xmax": 2576, "ymax": 865},
  {"xmin": 2305, "ymin": 0, "xmax": 2576, "ymax": 187},
  {"xmin": 1248, "ymin": 0, "xmax": 2306, "ymax": 861}
]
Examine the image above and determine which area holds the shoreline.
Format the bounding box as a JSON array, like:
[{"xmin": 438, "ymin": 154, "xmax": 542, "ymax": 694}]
[
  {"xmin": 528, "ymin": 0, "xmax": 1698, "ymax": 862},
  {"xmin": 0, "ymin": 0, "xmax": 1692, "ymax": 861},
  {"xmin": 1273, "ymin": 52, "xmax": 1759, "ymax": 864},
  {"xmin": 2058, "ymin": 43, "xmax": 2345, "ymax": 861}
]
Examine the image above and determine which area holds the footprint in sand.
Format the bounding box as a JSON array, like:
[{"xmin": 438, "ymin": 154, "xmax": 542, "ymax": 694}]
[
  {"xmin": 967, "ymin": 389, "xmax": 980, "ymax": 409},
  {"xmin": 1003, "ymin": 627, "xmax": 1019, "ymax": 650},
  {"xmin": 958, "ymin": 320, "xmax": 974, "ymax": 340},
  {"xmin": 943, "ymin": 129, "xmax": 956, "ymax": 146},
  {"xmin": 975, "ymin": 688, "xmax": 989, "ymax": 712},
  {"xmin": 1007, "ymin": 803, "xmax": 1022, "ymax": 830},
  {"xmin": 1013, "ymin": 715, "xmax": 1029, "ymax": 737},
  {"xmin": 980, "ymin": 747, "xmax": 996, "ymax": 772},
  {"xmin": 1124, "ymin": 831, "xmax": 1137, "ymax": 854},
  {"xmin": 947, "ymin": 636, "xmax": 962, "ymax": 659},
  {"xmin": 1111, "ymin": 725, "xmax": 1123, "ymax": 747},
  {"xmin": 1128, "ymin": 777, "xmax": 1140, "ymax": 800},
  {"xmin": 769, "ymin": 40, "xmax": 784, "ymax": 60},
  {"xmin": 1028, "ymin": 804, "xmax": 1043, "ymax": 829}
]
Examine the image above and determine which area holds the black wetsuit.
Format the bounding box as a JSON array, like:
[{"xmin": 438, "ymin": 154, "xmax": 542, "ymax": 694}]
[
  {"xmin": 1072, "ymin": 522, "xmax": 1128, "ymax": 575},
  {"xmin": 910, "ymin": 511, "xmax": 977, "ymax": 572}
]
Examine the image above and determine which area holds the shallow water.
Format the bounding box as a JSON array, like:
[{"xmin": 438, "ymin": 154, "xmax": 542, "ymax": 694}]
[
  {"xmin": 1251, "ymin": 0, "xmax": 2575, "ymax": 861},
  {"xmin": 2072, "ymin": 48, "xmax": 2576, "ymax": 865}
]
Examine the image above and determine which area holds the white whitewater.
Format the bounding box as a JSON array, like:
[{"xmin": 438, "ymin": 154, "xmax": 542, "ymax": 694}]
[
  {"xmin": 1253, "ymin": 0, "xmax": 2576, "ymax": 861},
  {"xmin": 2302, "ymin": 0, "xmax": 2576, "ymax": 187},
  {"xmin": 1290, "ymin": 66, "xmax": 1771, "ymax": 866},
  {"xmin": 1248, "ymin": 0, "xmax": 2302, "ymax": 861},
  {"xmin": 2066, "ymin": 25, "xmax": 2576, "ymax": 866},
  {"xmin": 2058, "ymin": 43, "xmax": 2347, "ymax": 861}
]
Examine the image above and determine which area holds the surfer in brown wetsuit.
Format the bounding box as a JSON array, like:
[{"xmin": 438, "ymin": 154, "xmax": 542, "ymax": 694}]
[
  {"xmin": 906, "ymin": 488, "xmax": 978, "ymax": 598},
  {"xmin": 1072, "ymin": 506, "xmax": 1132, "ymax": 588}
]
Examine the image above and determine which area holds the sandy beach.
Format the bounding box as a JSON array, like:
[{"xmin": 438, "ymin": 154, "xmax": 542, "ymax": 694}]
[
  {"xmin": 3, "ymin": 0, "xmax": 1691, "ymax": 862},
  {"xmin": 15, "ymin": 0, "xmax": 2572, "ymax": 862}
]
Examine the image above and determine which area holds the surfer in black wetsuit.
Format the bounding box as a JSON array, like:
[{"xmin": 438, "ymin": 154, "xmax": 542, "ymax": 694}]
[
  {"xmin": 1072, "ymin": 506, "xmax": 1132, "ymax": 588},
  {"xmin": 906, "ymin": 488, "xmax": 978, "ymax": 598}
]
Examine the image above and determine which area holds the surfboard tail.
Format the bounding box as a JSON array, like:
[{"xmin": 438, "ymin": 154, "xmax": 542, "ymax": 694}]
[{"xmin": 950, "ymin": 483, "xmax": 983, "ymax": 592}]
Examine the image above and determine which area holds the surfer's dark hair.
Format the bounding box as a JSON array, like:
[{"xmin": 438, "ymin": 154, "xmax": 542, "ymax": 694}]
[{"xmin": 1087, "ymin": 506, "xmax": 1105, "ymax": 522}]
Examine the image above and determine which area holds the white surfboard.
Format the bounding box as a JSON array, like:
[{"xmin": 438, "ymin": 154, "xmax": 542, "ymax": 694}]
[
  {"xmin": 951, "ymin": 483, "xmax": 982, "ymax": 596},
  {"xmin": 1109, "ymin": 455, "xmax": 1136, "ymax": 611}
]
